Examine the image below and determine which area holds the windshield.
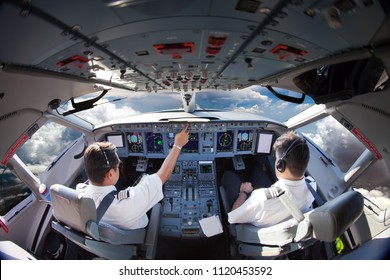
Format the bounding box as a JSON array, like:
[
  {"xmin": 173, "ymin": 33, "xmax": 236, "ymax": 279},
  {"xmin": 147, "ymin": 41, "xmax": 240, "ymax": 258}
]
[{"xmin": 60, "ymin": 86, "xmax": 314, "ymax": 125}]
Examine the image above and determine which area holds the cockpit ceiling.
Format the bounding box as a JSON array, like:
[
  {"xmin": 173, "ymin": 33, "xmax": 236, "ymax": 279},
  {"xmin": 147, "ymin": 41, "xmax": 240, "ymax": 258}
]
[{"xmin": 0, "ymin": 0, "xmax": 388, "ymax": 93}]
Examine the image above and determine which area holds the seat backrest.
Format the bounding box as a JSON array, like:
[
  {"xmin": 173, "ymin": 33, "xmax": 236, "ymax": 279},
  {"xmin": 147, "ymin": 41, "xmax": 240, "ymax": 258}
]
[
  {"xmin": 234, "ymin": 190, "xmax": 364, "ymax": 247},
  {"xmin": 50, "ymin": 184, "xmax": 99, "ymax": 239},
  {"xmin": 50, "ymin": 184, "xmax": 146, "ymax": 244},
  {"xmin": 309, "ymin": 190, "xmax": 364, "ymax": 242}
]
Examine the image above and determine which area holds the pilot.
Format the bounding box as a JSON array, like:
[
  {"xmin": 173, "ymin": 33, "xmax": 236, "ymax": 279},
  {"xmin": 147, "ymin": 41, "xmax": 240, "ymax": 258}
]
[
  {"xmin": 78, "ymin": 124, "xmax": 189, "ymax": 230},
  {"xmin": 225, "ymin": 130, "xmax": 315, "ymax": 227}
]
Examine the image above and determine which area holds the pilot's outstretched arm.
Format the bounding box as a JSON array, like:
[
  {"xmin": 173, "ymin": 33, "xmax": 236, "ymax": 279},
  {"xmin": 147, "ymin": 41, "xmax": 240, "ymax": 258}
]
[{"xmin": 156, "ymin": 124, "xmax": 189, "ymax": 184}]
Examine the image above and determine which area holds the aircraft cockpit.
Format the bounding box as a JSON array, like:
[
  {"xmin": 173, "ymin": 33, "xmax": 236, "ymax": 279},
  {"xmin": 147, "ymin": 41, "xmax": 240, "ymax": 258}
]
[{"xmin": 97, "ymin": 119, "xmax": 279, "ymax": 250}]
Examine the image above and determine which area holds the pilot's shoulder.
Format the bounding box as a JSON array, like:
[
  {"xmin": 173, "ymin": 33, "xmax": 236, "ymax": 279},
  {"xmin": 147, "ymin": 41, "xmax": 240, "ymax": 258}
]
[{"xmin": 76, "ymin": 183, "xmax": 88, "ymax": 192}]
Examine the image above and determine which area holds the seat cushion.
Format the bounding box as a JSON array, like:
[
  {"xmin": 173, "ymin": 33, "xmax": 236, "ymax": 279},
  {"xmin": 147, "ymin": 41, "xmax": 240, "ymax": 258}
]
[
  {"xmin": 98, "ymin": 222, "xmax": 146, "ymax": 245},
  {"xmin": 235, "ymin": 217, "xmax": 300, "ymax": 246}
]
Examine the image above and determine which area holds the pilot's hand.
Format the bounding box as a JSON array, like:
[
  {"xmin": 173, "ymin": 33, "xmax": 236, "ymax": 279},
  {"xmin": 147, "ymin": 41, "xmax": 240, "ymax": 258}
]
[
  {"xmin": 240, "ymin": 182, "xmax": 253, "ymax": 193},
  {"xmin": 174, "ymin": 123, "xmax": 189, "ymax": 148}
]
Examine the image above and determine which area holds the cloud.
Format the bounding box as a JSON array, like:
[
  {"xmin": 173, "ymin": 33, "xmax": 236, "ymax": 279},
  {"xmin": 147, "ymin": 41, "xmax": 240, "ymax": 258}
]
[
  {"xmin": 74, "ymin": 98, "xmax": 140, "ymax": 124},
  {"xmin": 301, "ymin": 116, "xmax": 366, "ymax": 172},
  {"xmin": 295, "ymin": 103, "xmax": 312, "ymax": 111},
  {"xmin": 234, "ymin": 104, "xmax": 265, "ymax": 114},
  {"xmin": 355, "ymin": 185, "xmax": 390, "ymax": 210},
  {"xmin": 69, "ymin": 90, "xmax": 183, "ymax": 123},
  {"xmin": 16, "ymin": 121, "xmax": 81, "ymax": 175},
  {"xmin": 301, "ymin": 116, "xmax": 390, "ymax": 209}
]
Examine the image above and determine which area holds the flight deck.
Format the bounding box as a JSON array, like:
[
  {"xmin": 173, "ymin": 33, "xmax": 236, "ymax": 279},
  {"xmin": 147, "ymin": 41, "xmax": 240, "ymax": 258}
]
[{"xmin": 104, "ymin": 120, "xmax": 276, "ymax": 239}]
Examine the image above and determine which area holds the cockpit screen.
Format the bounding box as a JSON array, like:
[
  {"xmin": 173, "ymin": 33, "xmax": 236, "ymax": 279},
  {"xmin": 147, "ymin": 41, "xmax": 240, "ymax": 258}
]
[
  {"xmin": 236, "ymin": 130, "xmax": 253, "ymax": 152},
  {"xmin": 183, "ymin": 133, "xmax": 198, "ymax": 153},
  {"xmin": 106, "ymin": 134, "xmax": 125, "ymax": 148},
  {"xmin": 146, "ymin": 132, "xmax": 164, "ymax": 153},
  {"xmin": 256, "ymin": 132, "xmax": 274, "ymax": 154},
  {"xmin": 217, "ymin": 131, "xmax": 234, "ymax": 152},
  {"xmin": 168, "ymin": 132, "xmax": 199, "ymax": 153},
  {"xmin": 199, "ymin": 163, "xmax": 212, "ymax": 174},
  {"xmin": 127, "ymin": 132, "xmax": 143, "ymax": 153}
]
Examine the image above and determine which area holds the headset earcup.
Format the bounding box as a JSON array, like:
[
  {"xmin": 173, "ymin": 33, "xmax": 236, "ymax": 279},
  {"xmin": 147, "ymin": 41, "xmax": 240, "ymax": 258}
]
[{"xmin": 276, "ymin": 159, "xmax": 285, "ymax": 173}]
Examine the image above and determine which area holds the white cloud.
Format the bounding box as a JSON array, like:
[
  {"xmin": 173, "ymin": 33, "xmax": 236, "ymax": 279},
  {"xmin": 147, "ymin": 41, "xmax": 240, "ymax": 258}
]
[
  {"xmin": 17, "ymin": 121, "xmax": 79, "ymax": 175},
  {"xmin": 75, "ymin": 98, "xmax": 140, "ymax": 124},
  {"xmin": 301, "ymin": 116, "xmax": 390, "ymax": 209},
  {"xmin": 234, "ymin": 104, "xmax": 264, "ymax": 114},
  {"xmin": 355, "ymin": 186, "xmax": 390, "ymax": 210},
  {"xmin": 295, "ymin": 103, "xmax": 312, "ymax": 111}
]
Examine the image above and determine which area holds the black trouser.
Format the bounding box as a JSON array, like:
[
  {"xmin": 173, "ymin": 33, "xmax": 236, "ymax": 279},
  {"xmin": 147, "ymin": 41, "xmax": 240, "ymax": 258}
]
[{"xmin": 221, "ymin": 167, "xmax": 272, "ymax": 211}]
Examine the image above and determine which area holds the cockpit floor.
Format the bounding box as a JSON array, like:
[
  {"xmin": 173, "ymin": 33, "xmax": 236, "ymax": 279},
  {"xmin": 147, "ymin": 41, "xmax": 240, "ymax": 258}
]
[{"xmin": 155, "ymin": 234, "xmax": 229, "ymax": 260}]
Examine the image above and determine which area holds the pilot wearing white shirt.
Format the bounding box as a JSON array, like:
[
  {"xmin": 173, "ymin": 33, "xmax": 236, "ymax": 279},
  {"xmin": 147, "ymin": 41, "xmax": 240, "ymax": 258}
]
[
  {"xmin": 79, "ymin": 124, "xmax": 189, "ymax": 230},
  {"xmin": 227, "ymin": 131, "xmax": 315, "ymax": 227}
]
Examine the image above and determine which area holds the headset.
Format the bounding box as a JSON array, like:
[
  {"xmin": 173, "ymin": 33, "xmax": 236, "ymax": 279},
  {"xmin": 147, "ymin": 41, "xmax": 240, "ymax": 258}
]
[
  {"xmin": 97, "ymin": 144, "xmax": 111, "ymax": 169},
  {"xmin": 276, "ymin": 137, "xmax": 306, "ymax": 173}
]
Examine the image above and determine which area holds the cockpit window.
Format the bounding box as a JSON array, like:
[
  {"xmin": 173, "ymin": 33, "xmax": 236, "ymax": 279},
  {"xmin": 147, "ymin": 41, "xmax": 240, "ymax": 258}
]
[
  {"xmin": 16, "ymin": 120, "xmax": 82, "ymax": 177},
  {"xmin": 298, "ymin": 115, "xmax": 390, "ymax": 210},
  {"xmin": 0, "ymin": 165, "xmax": 32, "ymax": 216},
  {"xmin": 298, "ymin": 115, "xmax": 366, "ymax": 172},
  {"xmin": 59, "ymin": 86, "xmax": 315, "ymax": 125}
]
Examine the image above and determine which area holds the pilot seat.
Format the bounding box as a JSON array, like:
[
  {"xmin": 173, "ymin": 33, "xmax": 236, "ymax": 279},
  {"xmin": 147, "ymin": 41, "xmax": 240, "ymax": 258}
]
[
  {"xmin": 49, "ymin": 184, "xmax": 160, "ymax": 260},
  {"xmin": 219, "ymin": 182, "xmax": 364, "ymax": 259}
]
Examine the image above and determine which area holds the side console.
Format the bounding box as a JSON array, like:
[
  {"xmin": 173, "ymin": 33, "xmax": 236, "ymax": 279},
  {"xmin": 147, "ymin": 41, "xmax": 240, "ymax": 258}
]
[{"xmin": 160, "ymin": 160, "xmax": 221, "ymax": 238}]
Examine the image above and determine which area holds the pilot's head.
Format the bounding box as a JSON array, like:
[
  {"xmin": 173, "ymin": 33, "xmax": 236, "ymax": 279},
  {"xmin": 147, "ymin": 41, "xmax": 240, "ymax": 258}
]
[
  {"xmin": 83, "ymin": 142, "xmax": 120, "ymax": 185},
  {"xmin": 273, "ymin": 131, "xmax": 310, "ymax": 180}
]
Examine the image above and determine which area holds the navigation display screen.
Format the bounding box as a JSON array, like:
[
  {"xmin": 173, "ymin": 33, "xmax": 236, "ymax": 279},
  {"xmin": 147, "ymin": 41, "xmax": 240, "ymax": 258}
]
[
  {"xmin": 146, "ymin": 132, "xmax": 164, "ymax": 153},
  {"xmin": 256, "ymin": 132, "xmax": 274, "ymax": 154},
  {"xmin": 168, "ymin": 132, "xmax": 199, "ymax": 153},
  {"xmin": 183, "ymin": 133, "xmax": 198, "ymax": 153},
  {"xmin": 217, "ymin": 131, "xmax": 234, "ymax": 152}
]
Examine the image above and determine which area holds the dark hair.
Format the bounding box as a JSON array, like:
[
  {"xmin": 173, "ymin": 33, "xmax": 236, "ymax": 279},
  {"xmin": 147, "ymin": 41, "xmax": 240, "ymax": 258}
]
[
  {"xmin": 83, "ymin": 142, "xmax": 119, "ymax": 184},
  {"xmin": 273, "ymin": 131, "xmax": 310, "ymax": 177}
]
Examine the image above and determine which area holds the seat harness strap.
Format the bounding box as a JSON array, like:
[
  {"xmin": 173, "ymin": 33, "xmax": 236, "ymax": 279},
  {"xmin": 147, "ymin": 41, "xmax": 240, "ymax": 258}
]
[
  {"xmin": 96, "ymin": 190, "xmax": 117, "ymax": 223},
  {"xmin": 266, "ymin": 177, "xmax": 322, "ymax": 222},
  {"xmin": 265, "ymin": 186, "xmax": 305, "ymax": 222},
  {"xmin": 305, "ymin": 178, "xmax": 324, "ymax": 206}
]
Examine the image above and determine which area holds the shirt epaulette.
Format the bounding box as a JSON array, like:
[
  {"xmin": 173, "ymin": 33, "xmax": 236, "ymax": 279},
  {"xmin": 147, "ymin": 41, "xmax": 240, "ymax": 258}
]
[
  {"xmin": 117, "ymin": 189, "xmax": 130, "ymax": 201},
  {"xmin": 263, "ymin": 186, "xmax": 285, "ymax": 200}
]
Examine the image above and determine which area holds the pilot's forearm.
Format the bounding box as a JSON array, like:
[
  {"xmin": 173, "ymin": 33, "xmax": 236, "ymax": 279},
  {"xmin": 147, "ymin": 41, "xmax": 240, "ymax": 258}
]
[
  {"xmin": 231, "ymin": 192, "xmax": 248, "ymax": 211},
  {"xmin": 156, "ymin": 145, "xmax": 181, "ymax": 184}
]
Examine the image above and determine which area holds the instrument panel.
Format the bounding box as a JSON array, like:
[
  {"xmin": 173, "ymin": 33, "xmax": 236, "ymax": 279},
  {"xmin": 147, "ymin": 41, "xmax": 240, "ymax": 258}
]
[
  {"xmin": 105, "ymin": 121, "xmax": 275, "ymax": 239},
  {"xmin": 108, "ymin": 121, "xmax": 265, "ymax": 159}
]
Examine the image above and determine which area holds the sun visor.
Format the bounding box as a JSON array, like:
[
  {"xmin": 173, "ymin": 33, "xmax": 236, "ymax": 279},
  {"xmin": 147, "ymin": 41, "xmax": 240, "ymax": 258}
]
[{"xmin": 293, "ymin": 57, "xmax": 388, "ymax": 104}]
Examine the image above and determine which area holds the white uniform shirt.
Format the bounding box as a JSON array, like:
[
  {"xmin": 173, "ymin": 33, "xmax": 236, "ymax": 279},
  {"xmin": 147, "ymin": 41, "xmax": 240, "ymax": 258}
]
[
  {"xmin": 228, "ymin": 177, "xmax": 315, "ymax": 227},
  {"xmin": 77, "ymin": 174, "xmax": 163, "ymax": 230}
]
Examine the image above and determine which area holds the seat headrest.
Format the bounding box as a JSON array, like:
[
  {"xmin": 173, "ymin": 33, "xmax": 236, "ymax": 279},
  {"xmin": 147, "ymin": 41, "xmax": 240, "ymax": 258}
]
[
  {"xmin": 50, "ymin": 184, "xmax": 97, "ymax": 235},
  {"xmin": 309, "ymin": 191, "xmax": 364, "ymax": 242}
]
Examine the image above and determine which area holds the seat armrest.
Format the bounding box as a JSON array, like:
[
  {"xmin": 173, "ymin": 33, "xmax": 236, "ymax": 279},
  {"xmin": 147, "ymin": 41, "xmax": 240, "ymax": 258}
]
[
  {"xmin": 86, "ymin": 221, "xmax": 100, "ymax": 241},
  {"xmin": 219, "ymin": 186, "xmax": 231, "ymax": 214},
  {"xmin": 145, "ymin": 203, "xmax": 161, "ymax": 259}
]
